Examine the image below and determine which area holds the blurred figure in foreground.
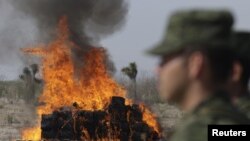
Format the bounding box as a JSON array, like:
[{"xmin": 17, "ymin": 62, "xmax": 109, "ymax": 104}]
[
  {"xmin": 229, "ymin": 32, "xmax": 250, "ymax": 118},
  {"xmin": 148, "ymin": 10, "xmax": 249, "ymax": 141}
]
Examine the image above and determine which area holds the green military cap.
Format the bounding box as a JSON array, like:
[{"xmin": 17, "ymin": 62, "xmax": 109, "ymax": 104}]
[
  {"xmin": 148, "ymin": 10, "xmax": 234, "ymax": 56},
  {"xmin": 232, "ymin": 31, "xmax": 250, "ymax": 61}
]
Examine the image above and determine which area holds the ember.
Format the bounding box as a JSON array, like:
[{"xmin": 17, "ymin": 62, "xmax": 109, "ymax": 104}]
[{"xmin": 21, "ymin": 17, "xmax": 161, "ymax": 140}]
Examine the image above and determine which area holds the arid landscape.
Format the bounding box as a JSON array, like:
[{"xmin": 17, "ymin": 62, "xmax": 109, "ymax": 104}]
[{"xmin": 0, "ymin": 77, "xmax": 181, "ymax": 140}]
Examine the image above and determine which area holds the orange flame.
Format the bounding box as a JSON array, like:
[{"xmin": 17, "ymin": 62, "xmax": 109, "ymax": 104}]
[
  {"xmin": 21, "ymin": 16, "xmax": 160, "ymax": 140},
  {"xmin": 141, "ymin": 105, "xmax": 160, "ymax": 133},
  {"xmin": 21, "ymin": 125, "xmax": 41, "ymax": 140}
]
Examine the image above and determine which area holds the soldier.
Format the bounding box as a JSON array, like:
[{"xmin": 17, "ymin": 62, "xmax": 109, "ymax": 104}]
[
  {"xmin": 229, "ymin": 31, "xmax": 250, "ymax": 118},
  {"xmin": 148, "ymin": 10, "xmax": 249, "ymax": 141}
]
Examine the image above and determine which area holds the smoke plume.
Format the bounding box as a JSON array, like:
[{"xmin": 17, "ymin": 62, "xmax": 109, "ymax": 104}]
[
  {"xmin": 10, "ymin": 0, "xmax": 128, "ymax": 75},
  {"xmin": 11, "ymin": 0, "xmax": 128, "ymax": 46}
]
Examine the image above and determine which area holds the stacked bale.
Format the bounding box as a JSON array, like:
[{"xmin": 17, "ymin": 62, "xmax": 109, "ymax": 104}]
[{"xmin": 41, "ymin": 96, "xmax": 160, "ymax": 141}]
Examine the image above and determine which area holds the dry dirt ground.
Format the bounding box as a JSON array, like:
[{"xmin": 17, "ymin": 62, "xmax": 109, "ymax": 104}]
[
  {"xmin": 0, "ymin": 98, "xmax": 37, "ymax": 141},
  {"xmin": 0, "ymin": 97, "xmax": 181, "ymax": 141}
]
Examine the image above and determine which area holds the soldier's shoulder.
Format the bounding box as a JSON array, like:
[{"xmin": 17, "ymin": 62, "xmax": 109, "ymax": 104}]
[
  {"xmin": 237, "ymin": 96, "xmax": 250, "ymax": 119},
  {"xmin": 237, "ymin": 95, "xmax": 250, "ymax": 109},
  {"xmin": 169, "ymin": 96, "xmax": 250, "ymax": 141},
  {"xmin": 170, "ymin": 109, "xmax": 247, "ymax": 141},
  {"xmin": 196, "ymin": 98, "xmax": 250, "ymax": 124},
  {"xmin": 170, "ymin": 116, "xmax": 207, "ymax": 141}
]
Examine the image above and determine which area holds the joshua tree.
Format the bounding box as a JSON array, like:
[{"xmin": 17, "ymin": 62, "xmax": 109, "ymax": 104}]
[
  {"xmin": 121, "ymin": 62, "xmax": 138, "ymax": 100},
  {"xmin": 19, "ymin": 63, "xmax": 42, "ymax": 103}
]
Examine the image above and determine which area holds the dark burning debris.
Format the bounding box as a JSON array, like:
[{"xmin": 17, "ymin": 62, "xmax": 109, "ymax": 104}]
[{"xmin": 41, "ymin": 96, "xmax": 160, "ymax": 141}]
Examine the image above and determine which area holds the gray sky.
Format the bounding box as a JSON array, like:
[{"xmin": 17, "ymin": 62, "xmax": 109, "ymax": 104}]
[
  {"xmin": 0, "ymin": 0, "xmax": 38, "ymax": 80},
  {"xmin": 1, "ymin": 0, "xmax": 250, "ymax": 79},
  {"xmin": 102, "ymin": 0, "xmax": 250, "ymax": 74}
]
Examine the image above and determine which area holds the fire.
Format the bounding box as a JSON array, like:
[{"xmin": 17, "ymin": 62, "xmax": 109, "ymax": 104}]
[
  {"xmin": 141, "ymin": 105, "xmax": 160, "ymax": 134},
  {"xmin": 21, "ymin": 125, "xmax": 41, "ymax": 140},
  {"xmin": 21, "ymin": 16, "xmax": 160, "ymax": 140}
]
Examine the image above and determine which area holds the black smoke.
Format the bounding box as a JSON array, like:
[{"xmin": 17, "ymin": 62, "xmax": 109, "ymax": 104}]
[
  {"xmin": 10, "ymin": 0, "xmax": 128, "ymax": 75},
  {"xmin": 11, "ymin": 0, "xmax": 128, "ymax": 46}
]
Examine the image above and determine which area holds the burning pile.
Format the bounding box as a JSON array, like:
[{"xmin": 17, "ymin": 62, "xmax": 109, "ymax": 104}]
[
  {"xmin": 21, "ymin": 17, "xmax": 161, "ymax": 140},
  {"xmin": 41, "ymin": 97, "xmax": 159, "ymax": 140}
]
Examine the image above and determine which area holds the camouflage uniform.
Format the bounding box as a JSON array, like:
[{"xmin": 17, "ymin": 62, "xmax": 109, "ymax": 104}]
[
  {"xmin": 235, "ymin": 94, "xmax": 250, "ymax": 119},
  {"xmin": 148, "ymin": 10, "xmax": 250, "ymax": 141},
  {"xmin": 232, "ymin": 32, "xmax": 250, "ymax": 119},
  {"xmin": 170, "ymin": 92, "xmax": 249, "ymax": 141}
]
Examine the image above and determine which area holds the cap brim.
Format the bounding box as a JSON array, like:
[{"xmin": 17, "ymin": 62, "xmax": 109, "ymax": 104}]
[
  {"xmin": 146, "ymin": 41, "xmax": 183, "ymax": 57},
  {"xmin": 147, "ymin": 42, "xmax": 168, "ymax": 56}
]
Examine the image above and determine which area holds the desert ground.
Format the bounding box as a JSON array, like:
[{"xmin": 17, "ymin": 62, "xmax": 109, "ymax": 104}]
[{"xmin": 0, "ymin": 98, "xmax": 36, "ymax": 140}]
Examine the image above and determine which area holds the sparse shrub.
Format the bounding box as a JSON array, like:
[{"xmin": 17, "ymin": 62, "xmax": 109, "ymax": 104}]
[{"xmin": 7, "ymin": 114, "xmax": 14, "ymax": 124}]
